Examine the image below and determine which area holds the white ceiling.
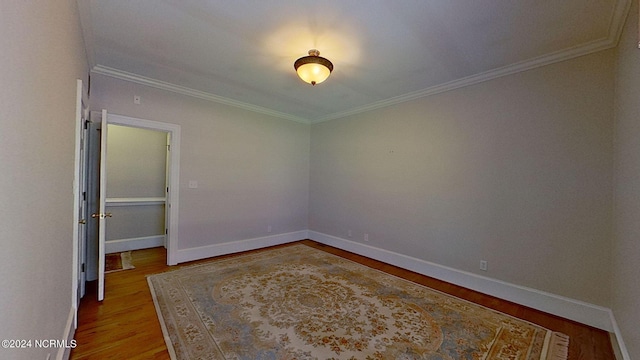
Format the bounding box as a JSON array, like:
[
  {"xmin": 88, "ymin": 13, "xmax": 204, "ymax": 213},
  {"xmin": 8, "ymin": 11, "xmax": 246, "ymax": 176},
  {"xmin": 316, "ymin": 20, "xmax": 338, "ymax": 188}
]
[{"xmin": 78, "ymin": 0, "xmax": 630, "ymax": 123}]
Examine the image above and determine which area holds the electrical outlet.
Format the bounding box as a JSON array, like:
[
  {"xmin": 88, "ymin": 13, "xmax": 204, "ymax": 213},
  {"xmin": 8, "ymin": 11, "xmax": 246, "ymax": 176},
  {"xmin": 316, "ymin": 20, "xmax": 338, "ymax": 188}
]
[
  {"xmin": 364, "ymin": 233, "xmax": 369, "ymax": 242},
  {"xmin": 480, "ymin": 260, "xmax": 488, "ymax": 271}
]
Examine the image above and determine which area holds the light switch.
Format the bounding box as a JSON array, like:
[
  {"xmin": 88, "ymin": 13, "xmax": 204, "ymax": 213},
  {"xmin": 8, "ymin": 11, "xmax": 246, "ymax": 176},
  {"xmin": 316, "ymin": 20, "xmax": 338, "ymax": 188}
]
[{"xmin": 188, "ymin": 180, "xmax": 198, "ymax": 189}]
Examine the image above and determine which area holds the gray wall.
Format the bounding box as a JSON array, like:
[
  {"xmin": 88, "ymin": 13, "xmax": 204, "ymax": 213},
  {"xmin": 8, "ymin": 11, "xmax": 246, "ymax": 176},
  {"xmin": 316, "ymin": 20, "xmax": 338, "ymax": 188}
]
[
  {"xmin": 90, "ymin": 74, "xmax": 310, "ymax": 250},
  {"xmin": 613, "ymin": 1, "xmax": 640, "ymax": 357},
  {"xmin": 0, "ymin": 1, "xmax": 88, "ymax": 359},
  {"xmin": 106, "ymin": 125, "xmax": 167, "ymax": 242},
  {"xmin": 310, "ymin": 50, "xmax": 614, "ymax": 306},
  {"xmin": 1, "ymin": 2, "xmax": 636, "ymax": 358},
  {"xmin": 107, "ymin": 125, "xmax": 167, "ymax": 198}
]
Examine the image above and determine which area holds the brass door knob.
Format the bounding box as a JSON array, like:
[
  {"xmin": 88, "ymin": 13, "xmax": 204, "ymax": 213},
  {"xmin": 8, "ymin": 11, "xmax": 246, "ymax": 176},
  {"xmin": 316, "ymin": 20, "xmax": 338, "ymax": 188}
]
[{"xmin": 91, "ymin": 213, "xmax": 113, "ymax": 219}]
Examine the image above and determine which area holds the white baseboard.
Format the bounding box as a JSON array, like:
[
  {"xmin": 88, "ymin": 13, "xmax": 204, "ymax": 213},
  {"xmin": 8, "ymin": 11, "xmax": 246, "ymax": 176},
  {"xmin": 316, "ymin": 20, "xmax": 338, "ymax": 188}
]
[
  {"xmin": 105, "ymin": 235, "xmax": 165, "ymax": 254},
  {"xmin": 609, "ymin": 310, "xmax": 632, "ymax": 360},
  {"xmin": 308, "ymin": 230, "xmax": 614, "ymax": 332},
  {"xmin": 57, "ymin": 306, "xmax": 76, "ymax": 360},
  {"xmin": 169, "ymin": 229, "xmax": 629, "ymax": 357},
  {"xmin": 175, "ymin": 230, "xmax": 309, "ymax": 264}
]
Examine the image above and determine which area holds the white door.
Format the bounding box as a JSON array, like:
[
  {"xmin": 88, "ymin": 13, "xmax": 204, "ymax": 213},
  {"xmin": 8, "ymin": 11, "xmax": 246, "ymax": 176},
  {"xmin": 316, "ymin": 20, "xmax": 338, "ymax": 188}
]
[
  {"xmin": 72, "ymin": 79, "xmax": 88, "ymax": 325},
  {"xmin": 95, "ymin": 109, "xmax": 111, "ymax": 301},
  {"xmin": 87, "ymin": 112, "xmax": 180, "ymax": 301},
  {"xmin": 164, "ymin": 133, "xmax": 171, "ymax": 249},
  {"xmin": 77, "ymin": 102, "xmax": 88, "ymax": 300}
]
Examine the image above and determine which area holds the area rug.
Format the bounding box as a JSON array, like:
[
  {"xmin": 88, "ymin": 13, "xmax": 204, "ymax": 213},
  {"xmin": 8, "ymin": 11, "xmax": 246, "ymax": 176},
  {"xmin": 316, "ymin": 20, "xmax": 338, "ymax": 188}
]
[
  {"xmin": 147, "ymin": 244, "xmax": 568, "ymax": 360},
  {"xmin": 105, "ymin": 251, "xmax": 134, "ymax": 273}
]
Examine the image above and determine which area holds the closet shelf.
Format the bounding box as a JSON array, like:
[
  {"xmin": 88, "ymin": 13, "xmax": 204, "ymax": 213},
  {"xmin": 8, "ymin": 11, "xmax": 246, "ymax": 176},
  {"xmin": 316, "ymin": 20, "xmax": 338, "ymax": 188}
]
[{"xmin": 105, "ymin": 197, "xmax": 166, "ymax": 207}]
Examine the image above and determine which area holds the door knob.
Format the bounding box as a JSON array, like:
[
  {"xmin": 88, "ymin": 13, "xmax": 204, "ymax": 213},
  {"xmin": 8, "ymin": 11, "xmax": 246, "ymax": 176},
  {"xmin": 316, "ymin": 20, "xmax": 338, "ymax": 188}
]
[
  {"xmin": 91, "ymin": 213, "xmax": 113, "ymax": 219},
  {"xmin": 79, "ymin": 219, "xmax": 86, "ymax": 224}
]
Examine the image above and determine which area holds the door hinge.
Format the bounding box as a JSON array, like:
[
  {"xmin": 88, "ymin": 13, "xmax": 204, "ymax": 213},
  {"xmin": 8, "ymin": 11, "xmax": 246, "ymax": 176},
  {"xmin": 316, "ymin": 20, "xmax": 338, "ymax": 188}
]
[
  {"xmin": 165, "ymin": 229, "xmax": 168, "ymax": 235},
  {"xmin": 167, "ymin": 144, "xmax": 170, "ymax": 151},
  {"xmin": 82, "ymin": 191, "xmax": 87, "ymax": 201},
  {"xmin": 81, "ymin": 263, "xmax": 85, "ymax": 272}
]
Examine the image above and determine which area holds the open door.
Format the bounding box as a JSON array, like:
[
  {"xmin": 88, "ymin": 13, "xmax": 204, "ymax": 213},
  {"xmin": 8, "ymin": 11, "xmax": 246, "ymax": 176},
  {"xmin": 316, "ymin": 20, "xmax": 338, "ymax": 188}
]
[
  {"xmin": 94, "ymin": 109, "xmax": 110, "ymax": 301},
  {"xmin": 76, "ymin": 89, "xmax": 89, "ymax": 302},
  {"xmin": 72, "ymin": 79, "xmax": 88, "ymax": 326},
  {"xmin": 85, "ymin": 111, "xmax": 180, "ymax": 301},
  {"xmin": 101, "ymin": 113, "xmax": 181, "ymax": 266},
  {"xmin": 164, "ymin": 133, "xmax": 171, "ymax": 249}
]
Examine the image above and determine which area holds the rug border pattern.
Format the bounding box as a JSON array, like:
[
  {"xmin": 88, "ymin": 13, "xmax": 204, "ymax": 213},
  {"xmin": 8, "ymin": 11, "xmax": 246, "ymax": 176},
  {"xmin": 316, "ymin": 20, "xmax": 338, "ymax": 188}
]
[{"xmin": 147, "ymin": 243, "xmax": 569, "ymax": 360}]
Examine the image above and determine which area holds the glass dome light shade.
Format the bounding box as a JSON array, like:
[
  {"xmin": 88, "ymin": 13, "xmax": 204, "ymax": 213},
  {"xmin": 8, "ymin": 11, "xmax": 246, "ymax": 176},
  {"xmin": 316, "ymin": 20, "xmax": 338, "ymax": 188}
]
[{"xmin": 294, "ymin": 50, "xmax": 333, "ymax": 85}]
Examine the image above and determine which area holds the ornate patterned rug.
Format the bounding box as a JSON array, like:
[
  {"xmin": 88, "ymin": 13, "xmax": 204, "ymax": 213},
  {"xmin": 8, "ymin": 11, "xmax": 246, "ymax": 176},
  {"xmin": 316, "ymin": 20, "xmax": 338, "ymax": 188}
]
[{"xmin": 147, "ymin": 244, "xmax": 568, "ymax": 359}]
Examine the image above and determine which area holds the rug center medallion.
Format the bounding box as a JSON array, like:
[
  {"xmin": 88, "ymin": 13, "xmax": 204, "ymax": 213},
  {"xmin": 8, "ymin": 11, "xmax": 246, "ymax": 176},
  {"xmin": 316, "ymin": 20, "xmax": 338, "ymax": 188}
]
[
  {"xmin": 214, "ymin": 263, "xmax": 443, "ymax": 357},
  {"xmin": 148, "ymin": 245, "xmax": 569, "ymax": 360}
]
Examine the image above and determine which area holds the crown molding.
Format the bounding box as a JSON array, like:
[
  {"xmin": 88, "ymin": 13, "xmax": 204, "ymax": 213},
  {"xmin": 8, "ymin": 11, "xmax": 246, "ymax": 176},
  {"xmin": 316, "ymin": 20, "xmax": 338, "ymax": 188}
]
[
  {"xmin": 311, "ymin": 0, "xmax": 632, "ymax": 123},
  {"xmin": 312, "ymin": 41, "xmax": 621, "ymax": 124},
  {"xmin": 91, "ymin": 65, "xmax": 312, "ymax": 124},
  {"xmin": 89, "ymin": 0, "xmax": 631, "ymax": 125},
  {"xmin": 608, "ymin": 0, "xmax": 634, "ymax": 45},
  {"xmin": 76, "ymin": 0, "xmax": 96, "ymax": 70}
]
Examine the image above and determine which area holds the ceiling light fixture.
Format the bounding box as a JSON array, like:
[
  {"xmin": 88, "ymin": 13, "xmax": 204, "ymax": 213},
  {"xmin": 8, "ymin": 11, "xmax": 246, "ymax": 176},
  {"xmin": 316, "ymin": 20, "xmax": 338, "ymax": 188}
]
[{"xmin": 294, "ymin": 49, "xmax": 333, "ymax": 86}]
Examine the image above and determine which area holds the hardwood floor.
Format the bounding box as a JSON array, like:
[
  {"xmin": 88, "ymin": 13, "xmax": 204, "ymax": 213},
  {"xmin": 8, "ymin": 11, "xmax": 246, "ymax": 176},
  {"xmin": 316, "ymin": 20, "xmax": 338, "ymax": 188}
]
[{"xmin": 71, "ymin": 240, "xmax": 615, "ymax": 359}]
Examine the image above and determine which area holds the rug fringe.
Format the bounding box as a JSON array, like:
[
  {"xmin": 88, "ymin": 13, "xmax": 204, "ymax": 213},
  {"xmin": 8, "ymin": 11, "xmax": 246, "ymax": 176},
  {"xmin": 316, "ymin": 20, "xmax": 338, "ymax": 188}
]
[{"xmin": 546, "ymin": 332, "xmax": 569, "ymax": 360}]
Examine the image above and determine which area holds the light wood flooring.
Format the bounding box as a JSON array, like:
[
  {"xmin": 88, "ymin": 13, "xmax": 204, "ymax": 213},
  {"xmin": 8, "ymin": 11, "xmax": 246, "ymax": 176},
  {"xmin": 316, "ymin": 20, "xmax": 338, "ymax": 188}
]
[{"xmin": 71, "ymin": 240, "xmax": 615, "ymax": 359}]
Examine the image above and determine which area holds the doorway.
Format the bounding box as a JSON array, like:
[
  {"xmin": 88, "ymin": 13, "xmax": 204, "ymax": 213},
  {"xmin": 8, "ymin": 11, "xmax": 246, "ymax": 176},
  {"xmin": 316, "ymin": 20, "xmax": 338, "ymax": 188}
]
[
  {"xmin": 107, "ymin": 124, "xmax": 168, "ymax": 251},
  {"xmin": 82, "ymin": 111, "xmax": 181, "ymax": 301}
]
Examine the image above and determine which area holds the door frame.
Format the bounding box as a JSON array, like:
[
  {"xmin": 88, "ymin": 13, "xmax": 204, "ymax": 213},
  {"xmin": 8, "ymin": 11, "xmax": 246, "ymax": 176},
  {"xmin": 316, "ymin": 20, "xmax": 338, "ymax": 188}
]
[{"xmin": 105, "ymin": 113, "xmax": 181, "ymax": 266}]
